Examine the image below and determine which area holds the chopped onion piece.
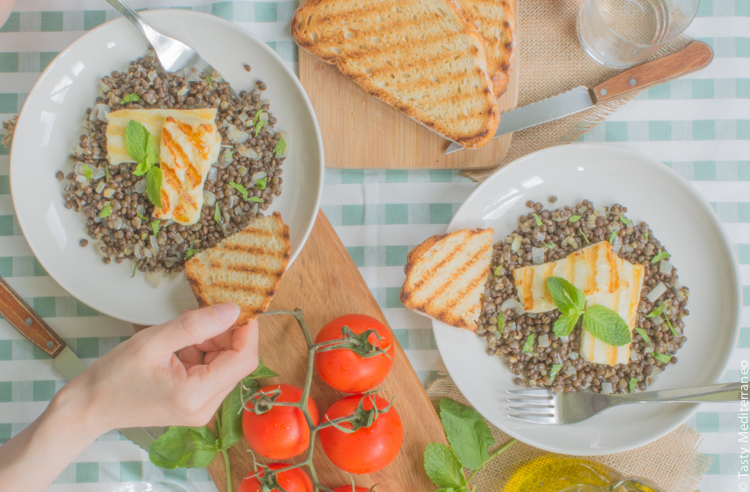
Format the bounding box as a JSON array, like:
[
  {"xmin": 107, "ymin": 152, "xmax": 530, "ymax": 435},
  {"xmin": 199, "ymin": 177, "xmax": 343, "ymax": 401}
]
[
  {"xmin": 227, "ymin": 125, "xmax": 249, "ymax": 144},
  {"xmin": 531, "ymin": 247, "xmax": 545, "ymax": 265},
  {"xmin": 568, "ymin": 352, "xmax": 579, "ymax": 360},
  {"xmin": 500, "ymin": 298, "xmax": 525, "ymax": 315},
  {"xmin": 601, "ymin": 382, "xmax": 613, "ymax": 394},
  {"xmin": 646, "ymin": 282, "xmax": 668, "ymax": 303},
  {"xmin": 149, "ymin": 235, "xmax": 159, "ymax": 249},
  {"xmin": 659, "ymin": 260, "xmax": 673, "ymax": 275},
  {"xmin": 207, "ymin": 167, "xmax": 218, "ymax": 182},
  {"xmin": 174, "ymin": 234, "xmax": 185, "ymax": 245},
  {"xmin": 538, "ymin": 335, "xmax": 550, "ymax": 348},
  {"xmin": 239, "ymin": 146, "xmax": 260, "ymax": 160},
  {"xmin": 102, "ymin": 188, "xmax": 115, "ymax": 199},
  {"xmin": 75, "ymin": 174, "xmax": 88, "ymax": 184},
  {"xmin": 612, "ymin": 235, "xmax": 623, "ymax": 254},
  {"xmin": 203, "ymin": 190, "xmax": 216, "ymax": 207},
  {"xmin": 147, "ymin": 70, "xmax": 158, "ymax": 82},
  {"xmin": 650, "ymin": 315, "xmax": 664, "ymax": 326},
  {"xmin": 644, "ymin": 345, "xmax": 654, "ymax": 354},
  {"xmin": 134, "ymin": 179, "xmax": 146, "ymax": 194},
  {"xmin": 251, "ymin": 171, "xmax": 267, "ymax": 182},
  {"xmin": 238, "ymin": 112, "xmax": 249, "ymax": 123},
  {"xmin": 90, "ymin": 166, "xmax": 105, "ymax": 181},
  {"xmin": 506, "ymin": 321, "xmax": 517, "ymax": 332},
  {"xmin": 535, "ymin": 231, "xmax": 545, "ymax": 242},
  {"xmin": 621, "ymin": 244, "xmax": 634, "ymax": 254},
  {"xmin": 89, "ymin": 104, "xmax": 111, "ymax": 122},
  {"xmin": 511, "ymin": 235, "xmax": 522, "ymax": 253},
  {"xmin": 134, "ymin": 244, "xmax": 143, "ymax": 259},
  {"xmin": 74, "ymin": 161, "xmax": 87, "ymax": 175},
  {"xmin": 564, "ymin": 366, "xmax": 577, "ymax": 377},
  {"xmin": 560, "ymin": 335, "xmax": 569, "ymax": 343},
  {"xmin": 145, "ymin": 271, "xmax": 162, "ymax": 288},
  {"xmin": 630, "ymin": 351, "xmax": 640, "ymax": 362}
]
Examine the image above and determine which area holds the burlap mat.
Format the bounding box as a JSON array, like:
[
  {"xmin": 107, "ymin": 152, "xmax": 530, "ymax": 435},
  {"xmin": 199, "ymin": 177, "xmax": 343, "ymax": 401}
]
[
  {"xmin": 427, "ymin": 374, "xmax": 711, "ymax": 492},
  {"xmin": 463, "ymin": 0, "xmax": 692, "ymax": 182}
]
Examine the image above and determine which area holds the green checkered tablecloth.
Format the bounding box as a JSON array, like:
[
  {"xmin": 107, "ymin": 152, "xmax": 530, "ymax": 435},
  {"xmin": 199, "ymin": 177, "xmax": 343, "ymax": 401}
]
[{"xmin": 0, "ymin": 1, "xmax": 748, "ymax": 490}]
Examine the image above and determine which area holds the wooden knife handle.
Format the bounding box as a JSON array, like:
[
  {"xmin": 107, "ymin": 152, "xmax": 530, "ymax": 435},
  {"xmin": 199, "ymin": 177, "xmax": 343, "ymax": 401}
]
[
  {"xmin": 593, "ymin": 41, "xmax": 714, "ymax": 104},
  {"xmin": 0, "ymin": 277, "xmax": 66, "ymax": 357}
]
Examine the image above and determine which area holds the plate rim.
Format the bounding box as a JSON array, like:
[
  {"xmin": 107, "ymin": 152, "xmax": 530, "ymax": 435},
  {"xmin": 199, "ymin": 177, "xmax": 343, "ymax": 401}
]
[
  {"xmin": 9, "ymin": 9, "xmax": 324, "ymax": 324},
  {"xmin": 433, "ymin": 142, "xmax": 741, "ymax": 455}
]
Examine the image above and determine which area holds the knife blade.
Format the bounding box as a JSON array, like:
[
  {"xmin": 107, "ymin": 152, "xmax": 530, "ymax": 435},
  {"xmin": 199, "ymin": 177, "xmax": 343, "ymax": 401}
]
[
  {"xmin": 0, "ymin": 277, "xmax": 157, "ymax": 451},
  {"xmin": 445, "ymin": 40, "xmax": 714, "ymax": 155}
]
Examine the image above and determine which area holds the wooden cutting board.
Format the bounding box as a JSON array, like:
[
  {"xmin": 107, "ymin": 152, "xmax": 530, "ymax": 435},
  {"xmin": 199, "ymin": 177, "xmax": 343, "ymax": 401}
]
[
  {"xmin": 298, "ymin": 0, "xmax": 519, "ymax": 170},
  {"xmin": 138, "ymin": 212, "xmax": 446, "ymax": 491}
]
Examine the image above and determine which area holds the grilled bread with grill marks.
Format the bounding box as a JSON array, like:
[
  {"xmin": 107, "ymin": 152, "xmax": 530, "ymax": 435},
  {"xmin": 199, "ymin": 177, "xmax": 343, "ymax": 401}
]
[
  {"xmin": 400, "ymin": 228, "xmax": 494, "ymax": 332},
  {"xmin": 185, "ymin": 212, "xmax": 290, "ymax": 328},
  {"xmin": 454, "ymin": 0, "xmax": 516, "ymax": 97},
  {"xmin": 291, "ymin": 0, "xmax": 500, "ymax": 148}
]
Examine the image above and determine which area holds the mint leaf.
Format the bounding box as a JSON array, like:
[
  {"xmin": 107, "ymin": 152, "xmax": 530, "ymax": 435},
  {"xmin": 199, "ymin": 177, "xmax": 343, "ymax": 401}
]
[
  {"xmin": 205, "ymin": 74, "xmax": 212, "ymax": 90},
  {"xmin": 256, "ymin": 177, "xmax": 267, "ymax": 191},
  {"xmin": 137, "ymin": 211, "xmax": 148, "ymax": 221},
  {"xmin": 438, "ymin": 399, "xmax": 494, "ymax": 471},
  {"xmin": 579, "ymin": 229, "xmax": 590, "ymax": 245},
  {"xmin": 122, "ymin": 93, "xmax": 141, "ymax": 104},
  {"xmin": 254, "ymin": 119, "xmax": 267, "ymax": 137},
  {"xmin": 105, "ymin": 164, "xmax": 110, "ymax": 181},
  {"xmin": 532, "ymin": 213, "xmax": 542, "ymax": 226},
  {"xmin": 146, "ymin": 166, "xmax": 163, "ymax": 208},
  {"xmin": 424, "ymin": 443, "xmax": 466, "ymax": 489},
  {"xmin": 229, "ymin": 181, "xmax": 249, "ymax": 201},
  {"xmin": 273, "ymin": 137, "xmax": 286, "ymax": 158},
  {"xmin": 248, "ymin": 196, "xmax": 264, "ymax": 203},
  {"xmin": 629, "ymin": 378, "xmax": 638, "ymax": 393},
  {"xmin": 213, "ymin": 204, "xmax": 221, "ymax": 224},
  {"xmin": 582, "ymin": 305, "xmax": 632, "ymax": 347},
  {"xmin": 133, "ymin": 161, "xmax": 149, "ymax": 176},
  {"xmin": 651, "ymin": 251, "xmax": 670, "ymax": 264},
  {"xmin": 646, "ymin": 303, "xmax": 666, "ymax": 318},
  {"xmin": 151, "ymin": 220, "xmax": 159, "ymax": 237},
  {"xmin": 546, "ymin": 277, "xmax": 586, "ymax": 315},
  {"xmin": 549, "ymin": 364, "xmax": 562, "ymax": 380},
  {"xmin": 644, "ymin": 232, "xmax": 649, "ymax": 241},
  {"xmin": 553, "ymin": 311, "xmax": 580, "ymax": 337},
  {"xmin": 666, "ymin": 317, "xmax": 679, "ymax": 337},
  {"xmin": 620, "ymin": 216, "xmax": 632, "ymax": 225},
  {"xmin": 609, "ymin": 230, "xmax": 617, "ymax": 245},
  {"xmin": 497, "ymin": 315, "xmax": 504, "ymax": 332},
  {"xmin": 522, "ymin": 334, "xmax": 535, "ymax": 353},
  {"xmin": 253, "ymin": 111, "xmax": 263, "ymax": 125},
  {"xmin": 83, "ymin": 164, "xmax": 93, "ymax": 182},
  {"xmin": 125, "ymin": 119, "xmax": 150, "ymax": 164},
  {"xmin": 493, "ymin": 265, "xmax": 503, "ymax": 277},
  {"xmin": 145, "ymin": 131, "xmax": 159, "ymax": 167},
  {"xmin": 148, "ymin": 426, "xmax": 217, "ymax": 469},
  {"xmin": 543, "ymin": 243, "xmax": 556, "ymax": 249},
  {"xmin": 635, "ymin": 327, "xmax": 652, "ymax": 346},
  {"xmin": 569, "ymin": 215, "xmax": 581, "ymax": 223},
  {"xmin": 653, "ymin": 352, "xmax": 672, "ymax": 364},
  {"xmin": 99, "ymin": 202, "xmax": 111, "ymax": 218},
  {"xmin": 185, "ymin": 247, "xmax": 199, "ymax": 260}
]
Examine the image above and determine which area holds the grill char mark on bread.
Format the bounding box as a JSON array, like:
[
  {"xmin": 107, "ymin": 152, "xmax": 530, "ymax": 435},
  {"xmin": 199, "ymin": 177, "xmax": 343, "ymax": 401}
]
[
  {"xmin": 400, "ymin": 228, "xmax": 494, "ymax": 332},
  {"xmin": 291, "ymin": 0, "xmax": 500, "ymax": 148}
]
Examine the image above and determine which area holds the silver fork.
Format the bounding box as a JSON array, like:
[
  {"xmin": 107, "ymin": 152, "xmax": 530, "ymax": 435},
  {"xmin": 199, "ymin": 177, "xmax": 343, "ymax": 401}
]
[
  {"xmin": 105, "ymin": 0, "xmax": 238, "ymax": 98},
  {"xmin": 506, "ymin": 382, "xmax": 742, "ymax": 425}
]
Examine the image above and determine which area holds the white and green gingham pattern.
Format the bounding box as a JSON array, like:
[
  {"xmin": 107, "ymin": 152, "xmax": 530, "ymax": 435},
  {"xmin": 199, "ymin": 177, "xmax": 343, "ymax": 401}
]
[{"xmin": 0, "ymin": 1, "xmax": 748, "ymax": 490}]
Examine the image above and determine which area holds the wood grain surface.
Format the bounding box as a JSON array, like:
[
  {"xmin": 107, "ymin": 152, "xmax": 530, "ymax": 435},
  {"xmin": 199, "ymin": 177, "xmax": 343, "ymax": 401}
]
[
  {"xmin": 159, "ymin": 211, "xmax": 447, "ymax": 491},
  {"xmin": 297, "ymin": 0, "xmax": 519, "ymax": 170}
]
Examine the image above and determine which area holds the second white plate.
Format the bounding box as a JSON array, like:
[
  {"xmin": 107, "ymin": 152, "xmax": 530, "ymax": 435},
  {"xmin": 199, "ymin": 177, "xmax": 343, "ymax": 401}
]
[{"xmin": 433, "ymin": 143, "xmax": 740, "ymax": 455}]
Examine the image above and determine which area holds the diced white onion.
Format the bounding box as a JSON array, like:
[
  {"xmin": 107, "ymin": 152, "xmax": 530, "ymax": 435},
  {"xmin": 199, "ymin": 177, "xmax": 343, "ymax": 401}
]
[
  {"xmin": 612, "ymin": 235, "xmax": 623, "ymax": 255},
  {"xmin": 630, "ymin": 351, "xmax": 640, "ymax": 362},
  {"xmin": 535, "ymin": 231, "xmax": 545, "ymax": 242},
  {"xmin": 111, "ymin": 216, "xmax": 123, "ymax": 231},
  {"xmin": 76, "ymin": 174, "xmax": 88, "ymax": 184},
  {"xmin": 659, "ymin": 260, "xmax": 673, "ymax": 275},
  {"xmin": 227, "ymin": 125, "xmax": 249, "ymax": 144},
  {"xmin": 207, "ymin": 167, "xmax": 218, "ymax": 182},
  {"xmin": 621, "ymin": 244, "xmax": 634, "ymax": 254},
  {"xmin": 176, "ymin": 85, "xmax": 189, "ymax": 96},
  {"xmin": 511, "ymin": 235, "xmax": 522, "ymax": 253},
  {"xmin": 90, "ymin": 166, "xmax": 105, "ymax": 181},
  {"xmin": 650, "ymin": 315, "xmax": 664, "ymax": 326},
  {"xmin": 147, "ymin": 70, "xmax": 158, "ymax": 82},
  {"xmin": 560, "ymin": 335, "xmax": 569, "ymax": 343},
  {"xmin": 601, "ymin": 382, "xmax": 614, "ymax": 394},
  {"xmin": 145, "ymin": 271, "xmax": 162, "ymax": 288},
  {"xmin": 134, "ymin": 179, "xmax": 146, "ymax": 194},
  {"xmin": 89, "ymin": 103, "xmax": 110, "ymax": 122},
  {"xmin": 568, "ymin": 352, "xmax": 579, "ymax": 360},
  {"xmin": 220, "ymin": 150, "xmax": 233, "ymax": 167},
  {"xmin": 149, "ymin": 235, "xmax": 159, "ymax": 249},
  {"xmin": 500, "ymin": 298, "xmax": 525, "ymax": 315},
  {"xmin": 100, "ymin": 80, "xmax": 110, "ymax": 93},
  {"xmin": 564, "ymin": 366, "xmax": 577, "ymax": 377},
  {"xmin": 203, "ymin": 190, "xmax": 216, "ymax": 207},
  {"xmin": 538, "ymin": 335, "xmax": 550, "ymax": 348},
  {"xmin": 506, "ymin": 321, "xmax": 517, "ymax": 332},
  {"xmin": 251, "ymin": 171, "xmax": 267, "ymax": 182},
  {"xmin": 134, "ymin": 244, "xmax": 143, "ymax": 259},
  {"xmin": 239, "ymin": 146, "xmax": 260, "ymax": 160},
  {"xmin": 238, "ymin": 112, "xmax": 249, "ymax": 123},
  {"xmin": 228, "ymin": 195, "xmax": 237, "ymax": 208},
  {"xmin": 72, "ymin": 143, "xmax": 85, "ymax": 156},
  {"xmin": 531, "ymin": 247, "xmax": 545, "ymax": 265},
  {"xmin": 74, "ymin": 161, "xmax": 86, "ymax": 175},
  {"xmin": 644, "ymin": 345, "xmax": 654, "ymax": 354},
  {"xmin": 103, "ymin": 188, "xmax": 115, "ymax": 198},
  {"xmin": 646, "ymin": 282, "xmax": 668, "ymax": 303},
  {"xmin": 174, "ymin": 234, "xmax": 185, "ymax": 245}
]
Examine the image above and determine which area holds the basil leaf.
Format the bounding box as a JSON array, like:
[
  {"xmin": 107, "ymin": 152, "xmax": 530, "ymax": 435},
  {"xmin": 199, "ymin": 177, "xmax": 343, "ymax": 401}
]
[
  {"xmin": 522, "ymin": 334, "xmax": 535, "ymax": 353},
  {"xmin": 213, "ymin": 204, "xmax": 222, "ymax": 224},
  {"xmin": 122, "ymin": 93, "xmax": 141, "ymax": 103},
  {"xmin": 438, "ymin": 399, "xmax": 494, "ymax": 471},
  {"xmin": 146, "ymin": 166, "xmax": 163, "ymax": 208},
  {"xmin": 646, "ymin": 303, "xmax": 666, "ymax": 318},
  {"xmin": 532, "ymin": 213, "xmax": 542, "ymax": 226},
  {"xmin": 99, "ymin": 202, "xmax": 111, "ymax": 218},
  {"xmin": 248, "ymin": 196, "xmax": 264, "ymax": 203},
  {"xmin": 569, "ymin": 215, "xmax": 581, "ymax": 223},
  {"xmin": 635, "ymin": 327, "xmax": 652, "ymax": 346},
  {"xmin": 125, "ymin": 119, "xmax": 150, "ymax": 164},
  {"xmin": 546, "ymin": 277, "xmax": 586, "ymax": 315},
  {"xmin": 148, "ymin": 426, "xmax": 217, "ymax": 469},
  {"xmin": 582, "ymin": 305, "xmax": 632, "ymax": 347},
  {"xmin": 629, "ymin": 378, "xmax": 638, "ymax": 393},
  {"xmin": 256, "ymin": 177, "xmax": 267, "ymax": 191},
  {"xmin": 653, "ymin": 352, "xmax": 672, "ymax": 364},
  {"xmin": 423, "ymin": 443, "xmax": 466, "ymax": 489},
  {"xmin": 620, "ymin": 216, "xmax": 632, "ymax": 225},
  {"xmin": 549, "ymin": 364, "xmax": 562, "ymax": 380},
  {"xmin": 553, "ymin": 311, "xmax": 580, "ymax": 338},
  {"xmin": 246, "ymin": 357, "xmax": 280, "ymax": 380},
  {"xmin": 273, "ymin": 137, "xmax": 286, "ymax": 158},
  {"xmin": 651, "ymin": 251, "xmax": 671, "ymax": 264},
  {"xmin": 218, "ymin": 382, "xmax": 244, "ymax": 450},
  {"xmin": 229, "ymin": 181, "xmax": 249, "ymax": 201}
]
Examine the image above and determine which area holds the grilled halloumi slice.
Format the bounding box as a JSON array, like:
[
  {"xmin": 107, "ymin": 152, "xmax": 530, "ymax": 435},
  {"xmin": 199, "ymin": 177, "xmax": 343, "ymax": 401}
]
[
  {"xmin": 512, "ymin": 241, "xmax": 645, "ymax": 366},
  {"xmin": 153, "ymin": 116, "xmax": 221, "ymax": 225},
  {"xmin": 104, "ymin": 108, "xmax": 219, "ymax": 166}
]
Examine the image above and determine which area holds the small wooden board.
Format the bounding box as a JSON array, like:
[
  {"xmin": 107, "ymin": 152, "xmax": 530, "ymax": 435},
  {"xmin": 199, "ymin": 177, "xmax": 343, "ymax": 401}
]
[
  {"xmin": 297, "ymin": 0, "xmax": 519, "ymax": 170},
  {"xmin": 180, "ymin": 212, "xmax": 445, "ymax": 490}
]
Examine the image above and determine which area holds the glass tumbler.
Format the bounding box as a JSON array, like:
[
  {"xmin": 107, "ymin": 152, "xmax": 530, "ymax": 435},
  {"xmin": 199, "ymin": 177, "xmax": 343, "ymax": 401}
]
[
  {"xmin": 110, "ymin": 480, "xmax": 199, "ymax": 492},
  {"xmin": 577, "ymin": 0, "xmax": 700, "ymax": 68}
]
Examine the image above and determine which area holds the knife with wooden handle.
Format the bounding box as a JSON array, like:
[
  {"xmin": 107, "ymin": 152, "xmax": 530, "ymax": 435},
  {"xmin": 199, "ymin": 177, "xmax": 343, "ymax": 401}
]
[
  {"xmin": 0, "ymin": 277, "xmax": 156, "ymax": 451},
  {"xmin": 445, "ymin": 41, "xmax": 714, "ymax": 154}
]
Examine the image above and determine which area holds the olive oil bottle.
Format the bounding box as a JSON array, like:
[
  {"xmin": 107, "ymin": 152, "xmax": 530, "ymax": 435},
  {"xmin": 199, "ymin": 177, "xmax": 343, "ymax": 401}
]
[{"xmin": 503, "ymin": 456, "xmax": 665, "ymax": 492}]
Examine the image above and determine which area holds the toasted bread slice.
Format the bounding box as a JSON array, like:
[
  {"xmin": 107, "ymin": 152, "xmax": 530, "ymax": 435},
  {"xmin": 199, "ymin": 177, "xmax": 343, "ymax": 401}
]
[
  {"xmin": 292, "ymin": 0, "xmax": 500, "ymax": 148},
  {"xmin": 454, "ymin": 0, "xmax": 516, "ymax": 97},
  {"xmin": 400, "ymin": 228, "xmax": 494, "ymax": 332},
  {"xmin": 185, "ymin": 212, "xmax": 290, "ymax": 327}
]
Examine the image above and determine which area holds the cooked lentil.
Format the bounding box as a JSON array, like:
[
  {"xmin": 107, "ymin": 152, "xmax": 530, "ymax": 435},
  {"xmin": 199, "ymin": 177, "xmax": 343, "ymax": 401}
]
[
  {"xmin": 477, "ymin": 200, "xmax": 690, "ymax": 394},
  {"xmin": 59, "ymin": 54, "xmax": 286, "ymax": 276},
  {"xmin": 79, "ymin": 239, "xmax": 88, "ymax": 247}
]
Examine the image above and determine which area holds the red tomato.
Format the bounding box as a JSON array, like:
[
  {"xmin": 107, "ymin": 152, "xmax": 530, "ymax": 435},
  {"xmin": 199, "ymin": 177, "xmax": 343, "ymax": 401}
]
[
  {"xmin": 320, "ymin": 394, "xmax": 403, "ymax": 474},
  {"xmin": 314, "ymin": 314, "xmax": 395, "ymax": 393},
  {"xmin": 238, "ymin": 463, "xmax": 313, "ymax": 492},
  {"xmin": 242, "ymin": 384, "xmax": 320, "ymax": 460},
  {"xmin": 332, "ymin": 487, "xmax": 371, "ymax": 492}
]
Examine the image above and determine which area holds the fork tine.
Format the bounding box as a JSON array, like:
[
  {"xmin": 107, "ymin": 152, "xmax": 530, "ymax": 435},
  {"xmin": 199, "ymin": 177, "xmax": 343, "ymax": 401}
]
[
  {"xmin": 505, "ymin": 402, "xmax": 554, "ymax": 409},
  {"xmin": 505, "ymin": 405, "xmax": 554, "ymax": 413},
  {"xmin": 506, "ymin": 413, "xmax": 557, "ymax": 424},
  {"xmin": 505, "ymin": 396, "xmax": 553, "ymax": 404},
  {"xmin": 505, "ymin": 389, "xmax": 553, "ymax": 396}
]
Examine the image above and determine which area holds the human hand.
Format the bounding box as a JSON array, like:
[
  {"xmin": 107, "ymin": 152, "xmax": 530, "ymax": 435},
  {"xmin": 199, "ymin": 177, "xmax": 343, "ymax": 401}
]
[{"xmin": 64, "ymin": 303, "xmax": 259, "ymax": 434}]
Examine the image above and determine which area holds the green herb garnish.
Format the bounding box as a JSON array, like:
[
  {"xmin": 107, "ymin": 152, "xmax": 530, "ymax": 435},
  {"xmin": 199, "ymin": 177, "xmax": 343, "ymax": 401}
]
[
  {"xmin": 248, "ymin": 196, "xmax": 264, "ymax": 203},
  {"xmin": 666, "ymin": 317, "xmax": 680, "ymax": 337},
  {"xmin": 213, "ymin": 204, "xmax": 221, "ymax": 224},
  {"xmin": 131, "ymin": 263, "xmax": 137, "ymax": 278},
  {"xmin": 609, "ymin": 230, "xmax": 618, "ymax": 244},
  {"xmin": 544, "ymin": 243, "xmax": 556, "ymax": 249},
  {"xmin": 644, "ymin": 232, "xmax": 649, "ymax": 241},
  {"xmin": 184, "ymin": 247, "xmax": 199, "ymax": 260},
  {"xmin": 125, "ymin": 119, "xmax": 161, "ymax": 208},
  {"xmin": 569, "ymin": 215, "xmax": 581, "ymax": 223},
  {"xmin": 582, "ymin": 305, "xmax": 632, "ymax": 347},
  {"xmin": 532, "ymin": 213, "xmax": 542, "ymax": 226},
  {"xmin": 228, "ymin": 181, "xmax": 249, "ymax": 200},
  {"xmin": 497, "ymin": 315, "xmax": 505, "ymax": 332},
  {"xmin": 651, "ymin": 251, "xmax": 671, "ymax": 264},
  {"xmin": 548, "ymin": 364, "xmax": 562, "ymax": 380},
  {"xmin": 137, "ymin": 211, "xmax": 148, "ymax": 222},
  {"xmin": 635, "ymin": 327, "xmax": 652, "ymax": 346},
  {"xmin": 653, "ymin": 352, "xmax": 672, "ymax": 364},
  {"xmin": 253, "ymin": 111, "xmax": 266, "ymax": 137},
  {"xmin": 493, "ymin": 265, "xmax": 503, "ymax": 277},
  {"xmin": 256, "ymin": 177, "xmax": 267, "ymax": 191},
  {"xmin": 151, "ymin": 220, "xmax": 159, "ymax": 237},
  {"xmin": 104, "ymin": 164, "xmax": 110, "ymax": 182},
  {"xmin": 121, "ymin": 93, "xmax": 141, "ymax": 104},
  {"xmin": 629, "ymin": 378, "xmax": 638, "ymax": 393},
  {"xmin": 273, "ymin": 137, "xmax": 286, "ymax": 158},
  {"xmin": 579, "ymin": 229, "xmax": 590, "ymax": 245},
  {"xmin": 205, "ymin": 74, "xmax": 212, "ymax": 90},
  {"xmin": 99, "ymin": 202, "xmax": 111, "ymax": 218},
  {"xmin": 83, "ymin": 164, "xmax": 93, "ymax": 182},
  {"xmin": 646, "ymin": 303, "xmax": 666, "ymax": 318},
  {"xmin": 620, "ymin": 216, "xmax": 632, "ymax": 225},
  {"xmin": 522, "ymin": 334, "xmax": 535, "ymax": 353}
]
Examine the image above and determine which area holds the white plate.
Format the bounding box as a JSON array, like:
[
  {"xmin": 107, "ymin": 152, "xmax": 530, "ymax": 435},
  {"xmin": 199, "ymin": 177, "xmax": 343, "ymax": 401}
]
[
  {"xmin": 433, "ymin": 144, "xmax": 740, "ymax": 455},
  {"xmin": 10, "ymin": 10, "xmax": 324, "ymax": 326}
]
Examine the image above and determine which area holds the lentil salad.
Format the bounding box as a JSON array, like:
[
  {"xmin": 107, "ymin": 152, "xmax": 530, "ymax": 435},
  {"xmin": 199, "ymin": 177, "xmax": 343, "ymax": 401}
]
[
  {"xmin": 59, "ymin": 54, "xmax": 287, "ymax": 283},
  {"xmin": 477, "ymin": 199, "xmax": 690, "ymax": 394}
]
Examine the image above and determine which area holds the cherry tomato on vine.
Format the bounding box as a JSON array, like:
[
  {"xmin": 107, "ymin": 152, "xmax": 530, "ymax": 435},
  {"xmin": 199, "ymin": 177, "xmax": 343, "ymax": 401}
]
[
  {"xmin": 242, "ymin": 383, "xmax": 320, "ymax": 460},
  {"xmin": 238, "ymin": 463, "xmax": 313, "ymax": 492},
  {"xmin": 314, "ymin": 314, "xmax": 394, "ymax": 393},
  {"xmin": 320, "ymin": 394, "xmax": 403, "ymax": 474}
]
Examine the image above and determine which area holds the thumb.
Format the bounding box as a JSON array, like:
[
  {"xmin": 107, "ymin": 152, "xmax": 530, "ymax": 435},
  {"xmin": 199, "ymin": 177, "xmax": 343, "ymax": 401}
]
[{"xmin": 154, "ymin": 303, "xmax": 240, "ymax": 353}]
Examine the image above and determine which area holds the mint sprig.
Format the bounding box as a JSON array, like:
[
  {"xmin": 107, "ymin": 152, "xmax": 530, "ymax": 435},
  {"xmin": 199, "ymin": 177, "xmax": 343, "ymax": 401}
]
[
  {"xmin": 424, "ymin": 399, "xmax": 515, "ymax": 492},
  {"xmin": 125, "ymin": 119, "xmax": 162, "ymax": 208},
  {"xmin": 582, "ymin": 305, "xmax": 632, "ymax": 347}
]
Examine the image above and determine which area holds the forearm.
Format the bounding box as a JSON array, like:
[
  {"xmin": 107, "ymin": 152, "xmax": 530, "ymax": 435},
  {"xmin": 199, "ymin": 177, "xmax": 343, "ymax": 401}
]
[{"xmin": 0, "ymin": 376, "xmax": 108, "ymax": 491}]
